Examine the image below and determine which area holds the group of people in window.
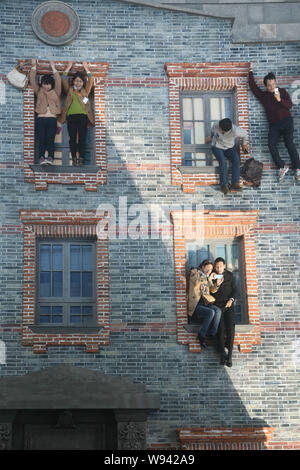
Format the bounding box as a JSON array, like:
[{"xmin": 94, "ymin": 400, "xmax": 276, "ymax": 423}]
[
  {"xmin": 188, "ymin": 257, "xmax": 237, "ymax": 367},
  {"xmin": 30, "ymin": 60, "xmax": 94, "ymax": 167}
]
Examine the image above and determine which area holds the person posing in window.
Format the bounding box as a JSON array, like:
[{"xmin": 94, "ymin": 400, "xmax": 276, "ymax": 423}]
[
  {"xmin": 205, "ymin": 118, "xmax": 249, "ymax": 195},
  {"xmin": 211, "ymin": 257, "xmax": 237, "ymax": 368},
  {"xmin": 60, "ymin": 61, "xmax": 94, "ymax": 166},
  {"xmin": 30, "ymin": 59, "xmax": 62, "ymax": 165},
  {"xmin": 249, "ymin": 64, "xmax": 300, "ymax": 183},
  {"xmin": 188, "ymin": 260, "xmax": 223, "ymax": 349}
]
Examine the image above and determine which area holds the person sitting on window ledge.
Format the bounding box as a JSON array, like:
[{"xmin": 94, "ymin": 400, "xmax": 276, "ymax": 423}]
[
  {"xmin": 211, "ymin": 257, "xmax": 237, "ymax": 368},
  {"xmin": 30, "ymin": 59, "xmax": 62, "ymax": 166},
  {"xmin": 205, "ymin": 118, "xmax": 249, "ymax": 195},
  {"xmin": 187, "ymin": 259, "xmax": 223, "ymax": 349},
  {"xmin": 60, "ymin": 61, "xmax": 94, "ymax": 167},
  {"xmin": 249, "ymin": 64, "xmax": 300, "ymax": 183}
]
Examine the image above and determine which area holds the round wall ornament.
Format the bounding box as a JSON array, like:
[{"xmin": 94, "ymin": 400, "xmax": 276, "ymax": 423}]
[{"xmin": 32, "ymin": 1, "xmax": 80, "ymax": 46}]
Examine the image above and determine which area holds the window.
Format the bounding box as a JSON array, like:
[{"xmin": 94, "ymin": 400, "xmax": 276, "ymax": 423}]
[
  {"xmin": 181, "ymin": 92, "xmax": 234, "ymax": 167},
  {"xmin": 165, "ymin": 62, "xmax": 251, "ymax": 192},
  {"xmin": 20, "ymin": 59, "xmax": 109, "ymax": 191},
  {"xmin": 20, "ymin": 210, "xmax": 110, "ymax": 353},
  {"xmin": 37, "ymin": 240, "xmax": 97, "ymax": 326},
  {"xmin": 186, "ymin": 238, "xmax": 246, "ymax": 324},
  {"xmin": 171, "ymin": 209, "xmax": 261, "ymax": 353},
  {"xmin": 34, "ymin": 95, "xmax": 96, "ymax": 166}
]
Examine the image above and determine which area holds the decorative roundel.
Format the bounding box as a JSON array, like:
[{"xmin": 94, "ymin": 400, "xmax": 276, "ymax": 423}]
[{"xmin": 32, "ymin": 1, "xmax": 80, "ymax": 46}]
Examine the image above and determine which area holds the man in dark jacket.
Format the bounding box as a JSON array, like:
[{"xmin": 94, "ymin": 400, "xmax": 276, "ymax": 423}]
[
  {"xmin": 212, "ymin": 257, "xmax": 237, "ymax": 367},
  {"xmin": 249, "ymin": 63, "xmax": 300, "ymax": 183}
]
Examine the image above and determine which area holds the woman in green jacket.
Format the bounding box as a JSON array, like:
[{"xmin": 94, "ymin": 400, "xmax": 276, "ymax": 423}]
[{"xmin": 61, "ymin": 61, "xmax": 94, "ymax": 166}]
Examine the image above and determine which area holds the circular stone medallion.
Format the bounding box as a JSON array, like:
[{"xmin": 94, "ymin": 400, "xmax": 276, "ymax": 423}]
[{"xmin": 32, "ymin": 1, "xmax": 80, "ymax": 46}]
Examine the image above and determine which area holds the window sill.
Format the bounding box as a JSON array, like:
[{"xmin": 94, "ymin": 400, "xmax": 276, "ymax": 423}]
[
  {"xmin": 183, "ymin": 324, "xmax": 255, "ymax": 334},
  {"xmin": 28, "ymin": 325, "xmax": 103, "ymax": 334},
  {"xmin": 177, "ymin": 166, "xmax": 219, "ymax": 175},
  {"xmin": 30, "ymin": 164, "xmax": 102, "ymax": 174}
]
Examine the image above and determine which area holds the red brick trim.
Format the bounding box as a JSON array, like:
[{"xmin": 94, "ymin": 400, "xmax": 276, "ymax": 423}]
[
  {"xmin": 170, "ymin": 209, "xmax": 260, "ymax": 353},
  {"xmin": 177, "ymin": 427, "xmax": 274, "ymax": 450},
  {"xmin": 19, "ymin": 210, "xmax": 110, "ymax": 353},
  {"xmin": 19, "ymin": 60, "xmax": 109, "ymax": 191},
  {"xmin": 165, "ymin": 62, "xmax": 251, "ymax": 193}
]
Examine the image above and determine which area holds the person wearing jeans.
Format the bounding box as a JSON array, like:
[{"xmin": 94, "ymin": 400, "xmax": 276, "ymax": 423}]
[
  {"xmin": 206, "ymin": 118, "xmax": 249, "ymax": 194},
  {"xmin": 61, "ymin": 61, "xmax": 94, "ymax": 166},
  {"xmin": 188, "ymin": 260, "xmax": 223, "ymax": 349},
  {"xmin": 249, "ymin": 64, "xmax": 300, "ymax": 182},
  {"xmin": 29, "ymin": 59, "xmax": 61, "ymax": 165}
]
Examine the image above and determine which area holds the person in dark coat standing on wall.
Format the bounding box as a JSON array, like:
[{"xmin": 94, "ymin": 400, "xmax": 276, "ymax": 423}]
[{"xmin": 212, "ymin": 257, "xmax": 237, "ymax": 368}]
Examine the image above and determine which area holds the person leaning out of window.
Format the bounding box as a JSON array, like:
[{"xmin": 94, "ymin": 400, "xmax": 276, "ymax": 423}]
[
  {"xmin": 60, "ymin": 61, "xmax": 94, "ymax": 167},
  {"xmin": 205, "ymin": 118, "xmax": 249, "ymax": 195},
  {"xmin": 187, "ymin": 260, "xmax": 224, "ymax": 349},
  {"xmin": 29, "ymin": 59, "xmax": 62, "ymax": 165}
]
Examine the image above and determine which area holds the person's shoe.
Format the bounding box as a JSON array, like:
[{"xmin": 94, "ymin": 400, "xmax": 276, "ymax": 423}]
[
  {"xmin": 278, "ymin": 166, "xmax": 289, "ymax": 182},
  {"xmin": 39, "ymin": 157, "xmax": 47, "ymax": 165},
  {"xmin": 197, "ymin": 334, "xmax": 207, "ymax": 349},
  {"xmin": 226, "ymin": 360, "xmax": 232, "ymax": 367},
  {"xmin": 72, "ymin": 158, "xmax": 77, "ymax": 166},
  {"xmin": 295, "ymin": 169, "xmax": 300, "ymax": 182},
  {"xmin": 77, "ymin": 158, "xmax": 84, "ymax": 166},
  {"xmin": 230, "ymin": 183, "xmax": 243, "ymax": 192},
  {"xmin": 221, "ymin": 185, "xmax": 229, "ymax": 195},
  {"xmin": 47, "ymin": 158, "xmax": 54, "ymax": 165}
]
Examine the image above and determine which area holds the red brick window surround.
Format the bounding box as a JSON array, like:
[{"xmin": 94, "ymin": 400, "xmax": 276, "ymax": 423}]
[
  {"xmin": 165, "ymin": 62, "xmax": 251, "ymax": 193},
  {"xmin": 177, "ymin": 427, "xmax": 274, "ymax": 450},
  {"xmin": 171, "ymin": 209, "xmax": 260, "ymax": 353},
  {"xmin": 19, "ymin": 210, "xmax": 110, "ymax": 353},
  {"xmin": 19, "ymin": 60, "xmax": 109, "ymax": 192}
]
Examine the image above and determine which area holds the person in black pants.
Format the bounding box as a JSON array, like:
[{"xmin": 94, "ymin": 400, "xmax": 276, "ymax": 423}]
[
  {"xmin": 212, "ymin": 257, "xmax": 237, "ymax": 367},
  {"xmin": 249, "ymin": 64, "xmax": 300, "ymax": 183}
]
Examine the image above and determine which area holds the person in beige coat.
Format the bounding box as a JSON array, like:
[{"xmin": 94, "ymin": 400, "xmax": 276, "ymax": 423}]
[
  {"xmin": 188, "ymin": 259, "xmax": 224, "ymax": 348},
  {"xmin": 29, "ymin": 59, "xmax": 61, "ymax": 165},
  {"xmin": 60, "ymin": 61, "xmax": 94, "ymax": 166}
]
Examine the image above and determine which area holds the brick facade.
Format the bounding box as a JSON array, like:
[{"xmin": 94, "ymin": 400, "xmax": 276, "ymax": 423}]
[{"xmin": 0, "ymin": 0, "xmax": 299, "ymax": 451}]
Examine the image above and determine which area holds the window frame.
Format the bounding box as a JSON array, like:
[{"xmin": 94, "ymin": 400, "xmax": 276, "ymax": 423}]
[
  {"xmin": 185, "ymin": 237, "xmax": 247, "ymax": 324},
  {"xmin": 171, "ymin": 209, "xmax": 261, "ymax": 353},
  {"xmin": 20, "ymin": 59, "xmax": 109, "ymax": 191},
  {"xmin": 165, "ymin": 62, "xmax": 251, "ymax": 192},
  {"xmin": 20, "ymin": 210, "xmax": 110, "ymax": 353},
  {"xmin": 180, "ymin": 91, "xmax": 237, "ymax": 167},
  {"xmin": 36, "ymin": 239, "xmax": 98, "ymax": 326}
]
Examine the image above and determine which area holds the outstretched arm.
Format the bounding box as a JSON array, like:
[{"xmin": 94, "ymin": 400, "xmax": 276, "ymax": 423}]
[
  {"xmin": 29, "ymin": 59, "xmax": 39, "ymax": 95},
  {"xmin": 62, "ymin": 61, "xmax": 73, "ymax": 93},
  {"xmin": 50, "ymin": 61, "xmax": 61, "ymax": 97},
  {"xmin": 248, "ymin": 63, "xmax": 264, "ymax": 102},
  {"xmin": 82, "ymin": 61, "xmax": 93, "ymax": 96}
]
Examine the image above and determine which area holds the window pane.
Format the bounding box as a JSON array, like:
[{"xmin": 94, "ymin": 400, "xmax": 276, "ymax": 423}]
[
  {"xmin": 40, "ymin": 306, "xmax": 50, "ymax": 323},
  {"xmin": 183, "ymin": 122, "xmax": 194, "ymax": 144},
  {"xmin": 52, "ymin": 305, "xmax": 63, "ymax": 323},
  {"xmin": 40, "ymin": 272, "xmax": 51, "ymax": 297},
  {"xmin": 224, "ymin": 97, "xmax": 232, "ymax": 120},
  {"xmin": 70, "ymin": 306, "xmax": 81, "ymax": 324},
  {"xmin": 210, "ymin": 98, "xmax": 221, "ymax": 121},
  {"xmin": 183, "ymin": 152, "xmax": 193, "ymax": 166},
  {"xmin": 40, "ymin": 245, "xmax": 51, "ymax": 270},
  {"xmin": 71, "ymin": 272, "xmax": 81, "ymax": 296},
  {"xmin": 199, "ymin": 245, "xmax": 210, "ymax": 264},
  {"xmin": 216, "ymin": 245, "xmax": 226, "ymax": 261},
  {"xmin": 194, "ymin": 122, "xmax": 205, "ymax": 144},
  {"xmin": 82, "ymin": 272, "xmax": 93, "ymax": 297},
  {"xmin": 182, "ymin": 98, "xmax": 193, "ymax": 120},
  {"xmin": 227, "ymin": 244, "xmax": 239, "ymax": 271},
  {"xmin": 52, "ymin": 245, "xmax": 63, "ymax": 270},
  {"xmin": 82, "ymin": 306, "xmax": 93, "ymax": 324},
  {"xmin": 193, "ymin": 98, "xmax": 204, "ymax": 120},
  {"xmin": 82, "ymin": 246, "xmax": 93, "ymax": 271},
  {"xmin": 195, "ymin": 152, "xmax": 207, "ymax": 167},
  {"xmin": 70, "ymin": 245, "xmax": 81, "ymax": 270},
  {"xmin": 52, "ymin": 271, "xmax": 63, "ymax": 297}
]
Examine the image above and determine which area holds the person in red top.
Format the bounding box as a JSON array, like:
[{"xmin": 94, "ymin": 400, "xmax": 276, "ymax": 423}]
[{"xmin": 249, "ymin": 63, "xmax": 300, "ymax": 182}]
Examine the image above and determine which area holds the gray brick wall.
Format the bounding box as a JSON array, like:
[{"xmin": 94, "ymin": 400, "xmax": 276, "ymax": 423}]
[{"xmin": 0, "ymin": 0, "xmax": 299, "ymax": 448}]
